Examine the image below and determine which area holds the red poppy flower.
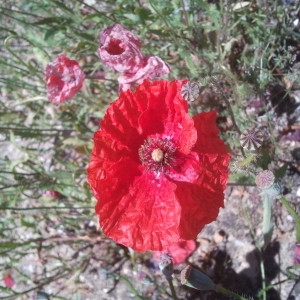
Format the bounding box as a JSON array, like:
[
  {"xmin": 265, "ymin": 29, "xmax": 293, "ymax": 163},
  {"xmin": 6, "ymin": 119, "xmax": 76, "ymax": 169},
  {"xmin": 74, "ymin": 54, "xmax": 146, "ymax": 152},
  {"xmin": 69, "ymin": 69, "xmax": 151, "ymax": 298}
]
[
  {"xmin": 153, "ymin": 240, "xmax": 197, "ymax": 265},
  {"xmin": 45, "ymin": 53, "xmax": 85, "ymax": 104},
  {"xmin": 98, "ymin": 24, "xmax": 144, "ymax": 74},
  {"xmin": 88, "ymin": 80, "xmax": 230, "ymax": 252}
]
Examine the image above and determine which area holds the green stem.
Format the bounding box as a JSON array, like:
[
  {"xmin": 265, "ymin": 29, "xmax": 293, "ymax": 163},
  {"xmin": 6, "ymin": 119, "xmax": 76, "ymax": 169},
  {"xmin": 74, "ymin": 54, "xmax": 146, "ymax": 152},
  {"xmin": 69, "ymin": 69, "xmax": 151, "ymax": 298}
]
[
  {"xmin": 0, "ymin": 206, "xmax": 93, "ymax": 211},
  {"xmin": 262, "ymin": 195, "xmax": 273, "ymax": 248},
  {"xmin": 279, "ymin": 197, "xmax": 300, "ymax": 243},
  {"xmin": 180, "ymin": 0, "xmax": 189, "ymax": 26},
  {"xmin": 258, "ymin": 251, "xmax": 267, "ymax": 300},
  {"xmin": 4, "ymin": 35, "xmax": 48, "ymax": 81},
  {"xmin": 216, "ymin": 286, "xmax": 249, "ymax": 300},
  {"xmin": 167, "ymin": 277, "xmax": 178, "ymax": 300},
  {"xmin": 119, "ymin": 275, "xmax": 145, "ymax": 300},
  {"xmin": 128, "ymin": 248, "xmax": 137, "ymax": 269},
  {"xmin": 243, "ymin": 207, "xmax": 267, "ymax": 300}
]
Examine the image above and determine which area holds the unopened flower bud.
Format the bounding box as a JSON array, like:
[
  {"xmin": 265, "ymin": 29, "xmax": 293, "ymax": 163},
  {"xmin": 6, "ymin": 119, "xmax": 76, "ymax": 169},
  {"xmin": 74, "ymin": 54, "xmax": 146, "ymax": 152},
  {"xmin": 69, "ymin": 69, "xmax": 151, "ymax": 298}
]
[
  {"xmin": 181, "ymin": 266, "xmax": 216, "ymax": 291},
  {"xmin": 255, "ymin": 170, "xmax": 275, "ymax": 189},
  {"xmin": 158, "ymin": 253, "xmax": 174, "ymax": 278}
]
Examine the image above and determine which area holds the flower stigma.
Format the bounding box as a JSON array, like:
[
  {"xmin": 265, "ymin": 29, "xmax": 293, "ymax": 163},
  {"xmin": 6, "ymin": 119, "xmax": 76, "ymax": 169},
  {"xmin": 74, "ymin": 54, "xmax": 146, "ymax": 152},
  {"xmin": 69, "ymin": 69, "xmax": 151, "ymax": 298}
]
[
  {"xmin": 151, "ymin": 148, "xmax": 164, "ymax": 162},
  {"xmin": 139, "ymin": 136, "xmax": 176, "ymax": 173}
]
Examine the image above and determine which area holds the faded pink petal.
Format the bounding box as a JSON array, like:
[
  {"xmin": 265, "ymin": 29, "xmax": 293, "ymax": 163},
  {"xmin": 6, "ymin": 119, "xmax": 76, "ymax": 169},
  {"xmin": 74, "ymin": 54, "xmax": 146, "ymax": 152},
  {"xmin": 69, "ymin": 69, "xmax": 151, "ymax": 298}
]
[
  {"xmin": 98, "ymin": 24, "xmax": 144, "ymax": 74},
  {"xmin": 100, "ymin": 24, "xmax": 141, "ymax": 48},
  {"xmin": 118, "ymin": 56, "xmax": 170, "ymax": 91}
]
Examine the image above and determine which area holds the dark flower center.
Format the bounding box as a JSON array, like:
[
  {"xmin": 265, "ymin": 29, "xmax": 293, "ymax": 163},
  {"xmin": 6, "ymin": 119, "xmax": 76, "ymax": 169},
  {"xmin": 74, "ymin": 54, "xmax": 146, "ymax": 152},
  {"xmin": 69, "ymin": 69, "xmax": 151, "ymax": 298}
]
[
  {"xmin": 106, "ymin": 38, "xmax": 125, "ymax": 55},
  {"xmin": 139, "ymin": 137, "xmax": 176, "ymax": 173}
]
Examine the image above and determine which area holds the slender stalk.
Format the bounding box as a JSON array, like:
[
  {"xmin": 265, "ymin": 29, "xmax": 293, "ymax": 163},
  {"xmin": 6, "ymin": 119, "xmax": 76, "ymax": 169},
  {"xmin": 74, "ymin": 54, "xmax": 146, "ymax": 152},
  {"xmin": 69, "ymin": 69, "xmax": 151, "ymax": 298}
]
[
  {"xmin": 258, "ymin": 250, "xmax": 267, "ymax": 300},
  {"xmin": 244, "ymin": 207, "xmax": 267, "ymax": 300},
  {"xmin": 119, "ymin": 275, "xmax": 145, "ymax": 300},
  {"xmin": 279, "ymin": 197, "xmax": 300, "ymax": 243},
  {"xmin": 0, "ymin": 206, "xmax": 93, "ymax": 211},
  {"xmin": 180, "ymin": 0, "xmax": 189, "ymax": 26},
  {"xmin": 167, "ymin": 277, "xmax": 178, "ymax": 300}
]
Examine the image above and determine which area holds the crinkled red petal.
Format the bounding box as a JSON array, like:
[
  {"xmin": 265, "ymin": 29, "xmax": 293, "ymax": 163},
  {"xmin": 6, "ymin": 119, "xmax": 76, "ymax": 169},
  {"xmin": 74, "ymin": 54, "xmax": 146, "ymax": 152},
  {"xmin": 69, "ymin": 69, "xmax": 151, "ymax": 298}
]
[
  {"xmin": 167, "ymin": 151, "xmax": 199, "ymax": 183},
  {"xmin": 98, "ymin": 172, "xmax": 181, "ymax": 251},
  {"xmin": 138, "ymin": 80, "xmax": 196, "ymax": 154},
  {"xmin": 193, "ymin": 110, "xmax": 229, "ymax": 154},
  {"xmin": 173, "ymin": 111, "xmax": 230, "ymax": 239}
]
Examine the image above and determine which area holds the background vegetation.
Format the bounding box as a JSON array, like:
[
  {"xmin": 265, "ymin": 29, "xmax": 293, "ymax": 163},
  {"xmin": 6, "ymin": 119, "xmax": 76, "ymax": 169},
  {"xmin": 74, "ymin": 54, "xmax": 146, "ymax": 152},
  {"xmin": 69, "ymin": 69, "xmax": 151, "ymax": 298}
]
[{"xmin": 0, "ymin": 0, "xmax": 299, "ymax": 299}]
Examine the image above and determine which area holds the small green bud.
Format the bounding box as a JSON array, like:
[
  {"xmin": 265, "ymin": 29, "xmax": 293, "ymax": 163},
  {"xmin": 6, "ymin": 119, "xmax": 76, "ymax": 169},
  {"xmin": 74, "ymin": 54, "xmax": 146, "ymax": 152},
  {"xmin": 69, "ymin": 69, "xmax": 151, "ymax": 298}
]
[{"xmin": 181, "ymin": 266, "xmax": 217, "ymax": 291}]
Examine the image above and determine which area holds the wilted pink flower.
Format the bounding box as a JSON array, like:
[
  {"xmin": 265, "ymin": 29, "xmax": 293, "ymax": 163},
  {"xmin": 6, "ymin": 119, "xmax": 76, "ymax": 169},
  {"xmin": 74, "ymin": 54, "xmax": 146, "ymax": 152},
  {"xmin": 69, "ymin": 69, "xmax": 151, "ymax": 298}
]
[
  {"xmin": 153, "ymin": 240, "xmax": 197, "ymax": 265},
  {"xmin": 294, "ymin": 243, "xmax": 300, "ymax": 265},
  {"xmin": 118, "ymin": 56, "xmax": 170, "ymax": 91},
  {"xmin": 98, "ymin": 24, "xmax": 144, "ymax": 74},
  {"xmin": 98, "ymin": 24, "xmax": 170, "ymax": 91},
  {"xmin": 3, "ymin": 273, "xmax": 15, "ymax": 288},
  {"xmin": 45, "ymin": 53, "xmax": 85, "ymax": 104}
]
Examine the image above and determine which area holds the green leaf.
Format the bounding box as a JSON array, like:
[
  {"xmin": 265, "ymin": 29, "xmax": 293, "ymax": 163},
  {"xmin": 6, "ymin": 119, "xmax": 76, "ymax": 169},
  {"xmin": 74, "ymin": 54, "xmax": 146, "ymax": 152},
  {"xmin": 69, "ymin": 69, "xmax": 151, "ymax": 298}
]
[
  {"xmin": 32, "ymin": 17, "xmax": 62, "ymax": 25},
  {"xmin": 48, "ymin": 170, "xmax": 73, "ymax": 183},
  {"xmin": 63, "ymin": 137, "xmax": 87, "ymax": 147},
  {"xmin": 274, "ymin": 165, "xmax": 287, "ymax": 178},
  {"xmin": 74, "ymin": 31, "xmax": 96, "ymax": 42},
  {"xmin": 123, "ymin": 13, "xmax": 139, "ymax": 22},
  {"xmin": 135, "ymin": 7, "xmax": 153, "ymax": 23},
  {"xmin": 83, "ymin": 13, "xmax": 103, "ymax": 22},
  {"xmin": 49, "ymin": 0, "xmax": 73, "ymax": 13},
  {"xmin": 0, "ymin": 241, "xmax": 23, "ymax": 250},
  {"xmin": 44, "ymin": 27, "xmax": 59, "ymax": 41},
  {"xmin": 21, "ymin": 216, "xmax": 37, "ymax": 229}
]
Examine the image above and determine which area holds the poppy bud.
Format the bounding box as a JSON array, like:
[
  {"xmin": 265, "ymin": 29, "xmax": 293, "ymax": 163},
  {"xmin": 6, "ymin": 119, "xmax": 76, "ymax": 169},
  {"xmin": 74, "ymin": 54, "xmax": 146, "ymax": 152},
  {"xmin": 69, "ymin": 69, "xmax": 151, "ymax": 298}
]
[
  {"xmin": 181, "ymin": 266, "xmax": 216, "ymax": 291},
  {"xmin": 158, "ymin": 253, "xmax": 174, "ymax": 279}
]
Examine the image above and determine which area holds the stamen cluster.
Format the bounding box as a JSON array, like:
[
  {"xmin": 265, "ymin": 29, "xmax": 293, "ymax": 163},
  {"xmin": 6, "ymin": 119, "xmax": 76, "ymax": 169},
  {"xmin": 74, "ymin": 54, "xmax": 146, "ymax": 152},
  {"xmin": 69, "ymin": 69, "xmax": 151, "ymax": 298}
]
[{"xmin": 139, "ymin": 136, "xmax": 176, "ymax": 174}]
